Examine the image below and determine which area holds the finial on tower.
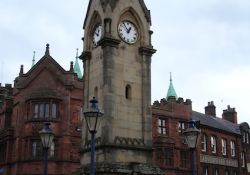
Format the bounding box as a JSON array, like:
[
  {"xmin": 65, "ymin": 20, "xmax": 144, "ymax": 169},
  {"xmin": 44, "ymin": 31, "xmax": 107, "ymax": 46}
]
[
  {"xmin": 70, "ymin": 61, "xmax": 74, "ymax": 72},
  {"xmin": 170, "ymin": 72, "xmax": 172, "ymax": 82},
  {"xmin": 76, "ymin": 48, "xmax": 79, "ymax": 59},
  {"xmin": 45, "ymin": 43, "xmax": 50, "ymax": 56},
  {"xmin": 19, "ymin": 65, "xmax": 24, "ymax": 76},
  {"xmin": 32, "ymin": 51, "xmax": 36, "ymax": 67},
  {"xmin": 73, "ymin": 48, "xmax": 83, "ymax": 79}
]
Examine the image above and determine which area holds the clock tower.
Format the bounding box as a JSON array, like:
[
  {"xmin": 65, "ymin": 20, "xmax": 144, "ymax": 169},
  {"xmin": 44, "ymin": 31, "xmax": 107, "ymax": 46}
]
[{"xmin": 80, "ymin": 0, "xmax": 163, "ymax": 174}]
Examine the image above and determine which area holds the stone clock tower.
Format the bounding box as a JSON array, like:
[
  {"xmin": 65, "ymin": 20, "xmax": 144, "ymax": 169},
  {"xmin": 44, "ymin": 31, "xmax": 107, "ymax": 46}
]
[{"xmin": 80, "ymin": 0, "xmax": 163, "ymax": 174}]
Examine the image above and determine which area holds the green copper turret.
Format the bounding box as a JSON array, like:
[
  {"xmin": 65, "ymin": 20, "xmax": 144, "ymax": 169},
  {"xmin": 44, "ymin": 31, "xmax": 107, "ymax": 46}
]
[
  {"xmin": 73, "ymin": 48, "xmax": 82, "ymax": 79},
  {"xmin": 166, "ymin": 72, "xmax": 177, "ymax": 99}
]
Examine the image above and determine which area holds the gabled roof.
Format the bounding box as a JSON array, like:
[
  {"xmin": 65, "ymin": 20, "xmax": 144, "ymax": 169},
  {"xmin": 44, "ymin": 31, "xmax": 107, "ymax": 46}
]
[
  {"xmin": 15, "ymin": 44, "xmax": 82, "ymax": 89},
  {"xmin": 191, "ymin": 111, "xmax": 241, "ymax": 135},
  {"xmin": 83, "ymin": 0, "xmax": 151, "ymax": 29}
]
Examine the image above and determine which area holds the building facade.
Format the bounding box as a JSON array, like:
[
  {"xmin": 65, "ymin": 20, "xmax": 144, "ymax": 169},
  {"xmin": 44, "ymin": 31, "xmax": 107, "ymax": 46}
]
[
  {"xmin": 0, "ymin": 45, "xmax": 83, "ymax": 175},
  {"xmin": 152, "ymin": 79, "xmax": 250, "ymax": 175}
]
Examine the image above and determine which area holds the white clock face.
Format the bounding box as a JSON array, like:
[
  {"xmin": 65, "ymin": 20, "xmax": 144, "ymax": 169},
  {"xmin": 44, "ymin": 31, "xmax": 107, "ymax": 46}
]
[
  {"xmin": 93, "ymin": 25, "xmax": 102, "ymax": 47},
  {"xmin": 118, "ymin": 21, "xmax": 138, "ymax": 44}
]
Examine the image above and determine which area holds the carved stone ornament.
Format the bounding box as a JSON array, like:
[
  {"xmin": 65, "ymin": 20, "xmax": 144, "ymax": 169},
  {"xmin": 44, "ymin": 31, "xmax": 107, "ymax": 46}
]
[{"xmin": 100, "ymin": 0, "xmax": 119, "ymax": 12}]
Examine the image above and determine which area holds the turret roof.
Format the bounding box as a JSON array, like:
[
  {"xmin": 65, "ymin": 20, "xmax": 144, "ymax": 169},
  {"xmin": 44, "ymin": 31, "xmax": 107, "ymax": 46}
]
[
  {"xmin": 166, "ymin": 73, "xmax": 177, "ymax": 99},
  {"xmin": 73, "ymin": 48, "xmax": 82, "ymax": 79}
]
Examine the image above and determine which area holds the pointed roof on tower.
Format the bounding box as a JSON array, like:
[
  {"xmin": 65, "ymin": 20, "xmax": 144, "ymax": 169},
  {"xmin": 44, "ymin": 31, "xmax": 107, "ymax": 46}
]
[
  {"xmin": 166, "ymin": 72, "xmax": 177, "ymax": 99},
  {"xmin": 73, "ymin": 48, "xmax": 82, "ymax": 79},
  {"xmin": 31, "ymin": 51, "xmax": 36, "ymax": 68}
]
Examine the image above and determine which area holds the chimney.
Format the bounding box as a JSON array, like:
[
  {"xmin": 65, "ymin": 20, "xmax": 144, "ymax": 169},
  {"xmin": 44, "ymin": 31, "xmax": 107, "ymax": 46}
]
[
  {"xmin": 205, "ymin": 101, "xmax": 216, "ymax": 117},
  {"xmin": 222, "ymin": 105, "xmax": 237, "ymax": 124}
]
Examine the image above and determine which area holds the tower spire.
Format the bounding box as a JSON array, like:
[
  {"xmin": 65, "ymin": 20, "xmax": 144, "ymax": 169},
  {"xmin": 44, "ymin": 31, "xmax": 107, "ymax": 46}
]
[
  {"xmin": 166, "ymin": 72, "xmax": 177, "ymax": 99},
  {"xmin": 73, "ymin": 48, "xmax": 82, "ymax": 79},
  {"xmin": 31, "ymin": 51, "xmax": 36, "ymax": 68},
  {"xmin": 45, "ymin": 44, "xmax": 50, "ymax": 56}
]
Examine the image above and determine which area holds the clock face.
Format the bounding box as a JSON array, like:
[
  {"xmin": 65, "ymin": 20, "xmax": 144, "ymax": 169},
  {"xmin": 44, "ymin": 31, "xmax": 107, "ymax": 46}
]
[
  {"xmin": 118, "ymin": 21, "xmax": 138, "ymax": 44},
  {"xmin": 92, "ymin": 25, "xmax": 102, "ymax": 47}
]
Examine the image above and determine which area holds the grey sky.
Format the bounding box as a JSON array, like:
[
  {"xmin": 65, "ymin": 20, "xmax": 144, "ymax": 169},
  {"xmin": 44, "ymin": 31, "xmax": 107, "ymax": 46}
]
[{"xmin": 0, "ymin": 0, "xmax": 250, "ymax": 124}]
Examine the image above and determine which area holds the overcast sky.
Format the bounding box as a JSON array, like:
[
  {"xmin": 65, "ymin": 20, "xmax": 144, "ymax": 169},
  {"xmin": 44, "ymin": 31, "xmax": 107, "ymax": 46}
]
[{"xmin": 0, "ymin": 0, "xmax": 250, "ymax": 124}]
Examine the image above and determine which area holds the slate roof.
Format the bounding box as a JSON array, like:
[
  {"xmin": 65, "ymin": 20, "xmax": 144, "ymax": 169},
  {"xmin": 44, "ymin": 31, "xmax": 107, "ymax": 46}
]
[{"xmin": 191, "ymin": 111, "xmax": 241, "ymax": 135}]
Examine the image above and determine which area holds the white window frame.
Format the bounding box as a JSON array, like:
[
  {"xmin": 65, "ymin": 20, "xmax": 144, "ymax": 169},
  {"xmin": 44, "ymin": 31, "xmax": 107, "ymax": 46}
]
[
  {"xmin": 202, "ymin": 167, "xmax": 208, "ymax": 175},
  {"xmin": 178, "ymin": 121, "xmax": 185, "ymax": 133},
  {"xmin": 213, "ymin": 168, "xmax": 219, "ymax": 175},
  {"xmin": 241, "ymin": 152, "xmax": 245, "ymax": 167},
  {"xmin": 211, "ymin": 136, "xmax": 217, "ymax": 153},
  {"xmin": 230, "ymin": 141, "xmax": 236, "ymax": 157},
  {"xmin": 158, "ymin": 118, "xmax": 167, "ymax": 135},
  {"xmin": 221, "ymin": 138, "xmax": 227, "ymax": 155},
  {"xmin": 201, "ymin": 134, "xmax": 207, "ymax": 152}
]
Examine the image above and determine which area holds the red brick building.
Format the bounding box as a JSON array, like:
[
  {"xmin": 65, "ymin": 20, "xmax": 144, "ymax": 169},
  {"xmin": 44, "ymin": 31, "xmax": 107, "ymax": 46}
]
[
  {"xmin": 0, "ymin": 44, "xmax": 83, "ymax": 175},
  {"xmin": 152, "ymin": 78, "xmax": 250, "ymax": 175}
]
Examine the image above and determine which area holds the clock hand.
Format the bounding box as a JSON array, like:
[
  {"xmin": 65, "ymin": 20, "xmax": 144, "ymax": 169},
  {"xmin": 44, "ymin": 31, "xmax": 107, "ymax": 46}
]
[
  {"xmin": 123, "ymin": 22, "xmax": 129, "ymax": 33},
  {"xmin": 95, "ymin": 29, "xmax": 99, "ymax": 37},
  {"xmin": 128, "ymin": 27, "xmax": 132, "ymax": 33}
]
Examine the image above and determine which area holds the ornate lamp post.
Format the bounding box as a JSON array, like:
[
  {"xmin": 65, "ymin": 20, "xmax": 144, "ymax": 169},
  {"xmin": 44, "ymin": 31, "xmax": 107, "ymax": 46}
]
[
  {"xmin": 84, "ymin": 97, "xmax": 104, "ymax": 175},
  {"xmin": 183, "ymin": 120, "xmax": 200, "ymax": 175},
  {"xmin": 39, "ymin": 123, "xmax": 54, "ymax": 175}
]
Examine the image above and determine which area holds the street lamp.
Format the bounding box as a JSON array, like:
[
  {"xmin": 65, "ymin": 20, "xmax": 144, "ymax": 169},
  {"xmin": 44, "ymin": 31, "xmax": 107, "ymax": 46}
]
[
  {"xmin": 84, "ymin": 97, "xmax": 104, "ymax": 175},
  {"xmin": 183, "ymin": 120, "xmax": 200, "ymax": 175},
  {"xmin": 39, "ymin": 123, "xmax": 54, "ymax": 175}
]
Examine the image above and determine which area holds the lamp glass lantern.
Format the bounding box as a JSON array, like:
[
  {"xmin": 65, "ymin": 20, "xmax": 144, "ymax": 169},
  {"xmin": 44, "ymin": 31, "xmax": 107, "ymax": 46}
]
[
  {"xmin": 183, "ymin": 121, "xmax": 201, "ymax": 149},
  {"xmin": 39, "ymin": 123, "xmax": 54, "ymax": 149},
  {"xmin": 84, "ymin": 97, "xmax": 104, "ymax": 133}
]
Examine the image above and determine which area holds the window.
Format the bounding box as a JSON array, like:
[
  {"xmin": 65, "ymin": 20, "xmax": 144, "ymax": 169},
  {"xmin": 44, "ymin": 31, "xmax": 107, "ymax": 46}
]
[
  {"xmin": 233, "ymin": 170, "xmax": 238, "ymax": 175},
  {"xmin": 202, "ymin": 167, "xmax": 208, "ymax": 175},
  {"xmin": 94, "ymin": 86, "xmax": 98, "ymax": 100},
  {"xmin": 241, "ymin": 152, "xmax": 245, "ymax": 167},
  {"xmin": 225, "ymin": 170, "xmax": 229, "ymax": 175},
  {"xmin": 247, "ymin": 132, "xmax": 249, "ymax": 144},
  {"xmin": 31, "ymin": 141, "xmax": 43, "ymax": 158},
  {"xmin": 243, "ymin": 132, "xmax": 246, "ymax": 143},
  {"xmin": 165, "ymin": 148, "xmax": 174, "ymax": 166},
  {"xmin": 31, "ymin": 140, "xmax": 55, "ymax": 159},
  {"xmin": 230, "ymin": 141, "xmax": 236, "ymax": 157},
  {"xmin": 0, "ymin": 143, "xmax": 6, "ymax": 162},
  {"xmin": 125, "ymin": 85, "xmax": 131, "ymax": 99},
  {"xmin": 213, "ymin": 168, "xmax": 219, "ymax": 175},
  {"xmin": 221, "ymin": 138, "xmax": 227, "ymax": 155},
  {"xmin": 178, "ymin": 121, "xmax": 186, "ymax": 133},
  {"xmin": 242, "ymin": 131, "xmax": 249, "ymax": 144},
  {"xmin": 158, "ymin": 118, "xmax": 167, "ymax": 135},
  {"xmin": 155, "ymin": 148, "xmax": 163, "ymax": 165},
  {"xmin": 201, "ymin": 133, "xmax": 207, "ymax": 152},
  {"xmin": 211, "ymin": 136, "xmax": 217, "ymax": 153},
  {"xmin": 33, "ymin": 101, "xmax": 58, "ymax": 119},
  {"xmin": 180, "ymin": 150, "xmax": 189, "ymax": 168}
]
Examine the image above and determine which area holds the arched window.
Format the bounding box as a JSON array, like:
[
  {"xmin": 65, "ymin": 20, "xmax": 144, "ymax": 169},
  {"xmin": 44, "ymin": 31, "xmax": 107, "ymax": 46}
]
[
  {"xmin": 125, "ymin": 85, "xmax": 132, "ymax": 99},
  {"xmin": 94, "ymin": 86, "xmax": 98, "ymax": 100}
]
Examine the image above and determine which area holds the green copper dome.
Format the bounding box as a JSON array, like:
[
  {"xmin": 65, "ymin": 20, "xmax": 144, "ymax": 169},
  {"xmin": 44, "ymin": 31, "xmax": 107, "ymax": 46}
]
[
  {"xmin": 166, "ymin": 73, "xmax": 177, "ymax": 99},
  {"xmin": 73, "ymin": 49, "xmax": 82, "ymax": 79}
]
